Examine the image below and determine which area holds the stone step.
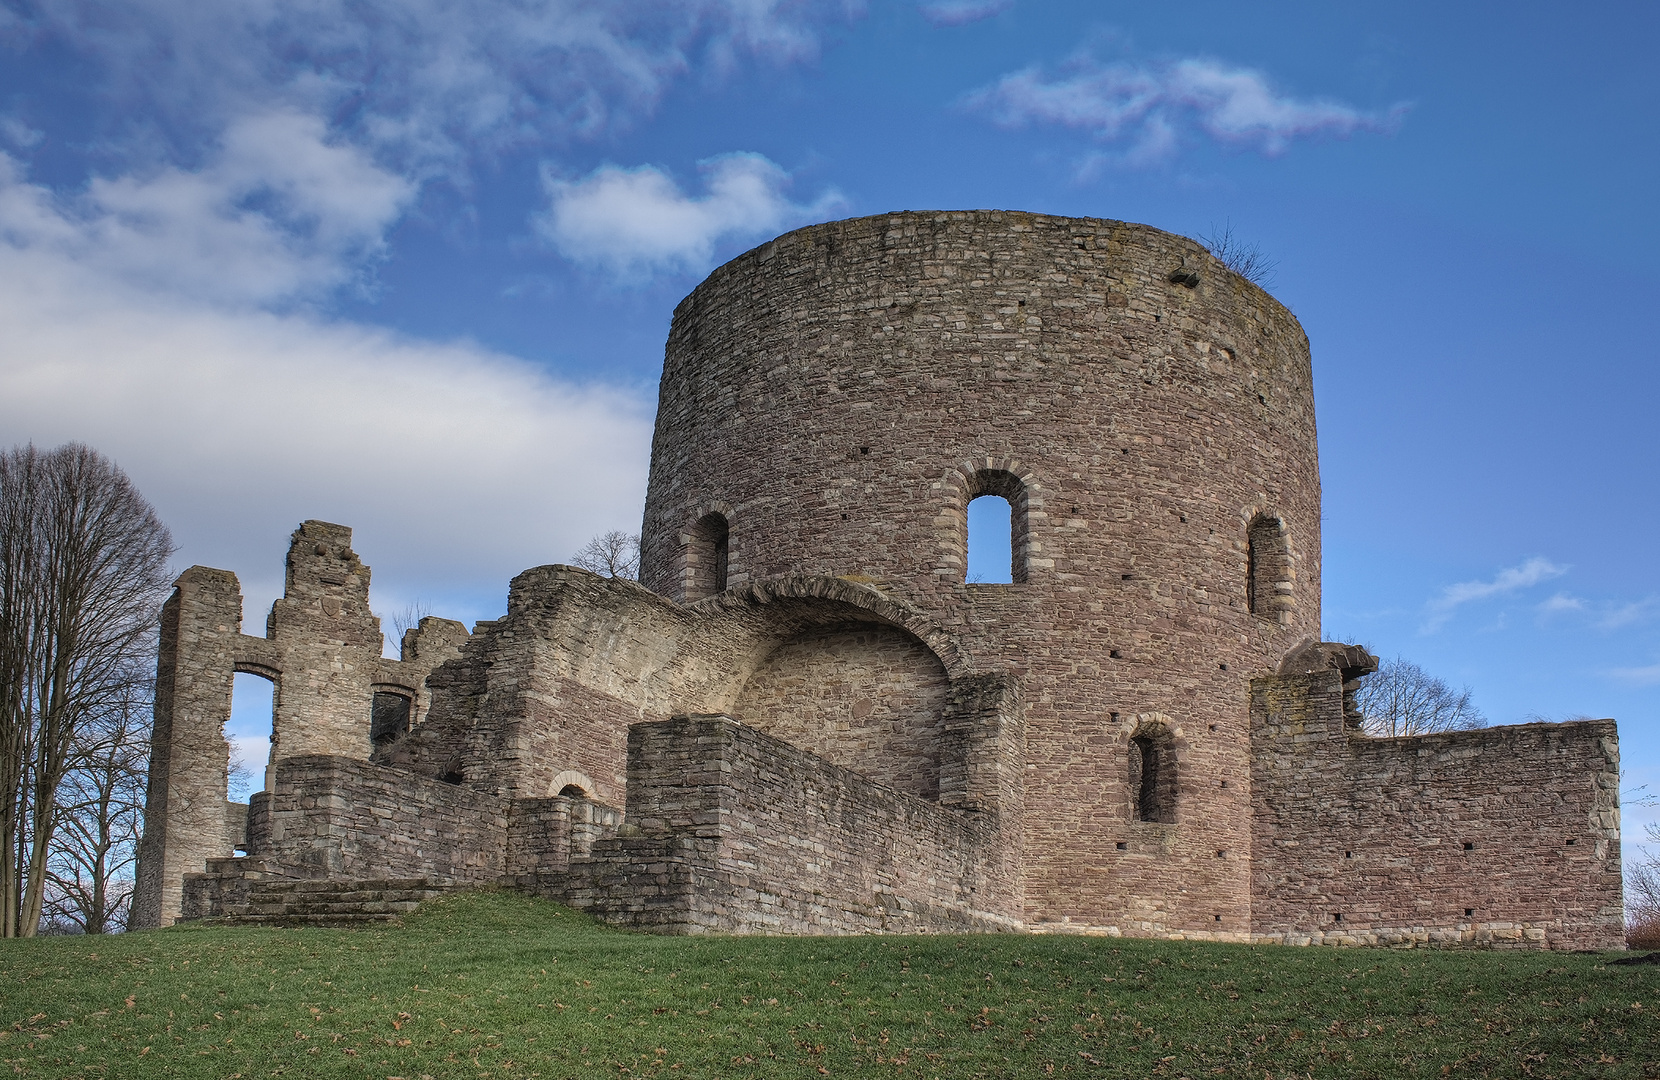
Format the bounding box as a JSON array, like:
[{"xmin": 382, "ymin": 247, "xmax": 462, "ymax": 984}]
[{"xmin": 189, "ymin": 875, "xmax": 454, "ymax": 926}]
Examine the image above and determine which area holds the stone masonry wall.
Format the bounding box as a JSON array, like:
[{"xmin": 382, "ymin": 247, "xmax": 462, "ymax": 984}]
[
  {"xmin": 1251, "ymin": 670, "xmax": 1624, "ymax": 950},
  {"xmin": 132, "ymin": 521, "xmax": 469, "ymax": 926},
  {"xmin": 733, "ymin": 623, "xmax": 951, "ymax": 799},
  {"xmin": 559, "ymin": 715, "xmax": 1021, "ymax": 934},
  {"xmin": 248, "ymin": 754, "xmax": 510, "ymax": 883},
  {"xmin": 638, "ymin": 211, "xmax": 1324, "ymax": 934}
]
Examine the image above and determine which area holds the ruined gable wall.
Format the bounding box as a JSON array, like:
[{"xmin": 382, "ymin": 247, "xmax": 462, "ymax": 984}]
[
  {"xmin": 561, "ymin": 715, "xmax": 1022, "ymax": 934},
  {"xmin": 132, "ymin": 521, "xmax": 468, "ymax": 926},
  {"xmin": 638, "ymin": 210, "xmax": 1323, "ymax": 933},
  {"xmin": 1251, "ymin": 670, "xmax": 1624, "ymax": 949}
]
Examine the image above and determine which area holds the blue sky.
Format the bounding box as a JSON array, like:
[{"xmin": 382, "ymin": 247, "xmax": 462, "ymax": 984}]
[{"xmin": 2, "ymin": 2, "xmax": 1655, "ymax": 841}]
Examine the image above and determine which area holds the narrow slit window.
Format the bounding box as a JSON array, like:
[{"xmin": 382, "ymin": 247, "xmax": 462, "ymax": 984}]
[
  {"xmin": 1247, "ymin": 514, "xmax": 1290, "ymax": 617},
  {"xmin": 686, "ymin": 512, "xmax": 730, "ymax": 600},
  {"xmin": 1128, "ymin": 728, "xmax": 1178, "ymax": 823}
]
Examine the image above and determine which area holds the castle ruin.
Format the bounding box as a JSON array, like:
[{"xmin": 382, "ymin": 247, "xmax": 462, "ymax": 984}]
[{"xmin": 132, "ymin": 211, "xmax": 1624, "ymax": 948}]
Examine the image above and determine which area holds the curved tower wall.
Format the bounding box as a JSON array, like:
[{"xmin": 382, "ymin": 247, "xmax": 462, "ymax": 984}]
[{"xmin": 640, "ymin": 210, "xmax": 1321, "ymax": 934}]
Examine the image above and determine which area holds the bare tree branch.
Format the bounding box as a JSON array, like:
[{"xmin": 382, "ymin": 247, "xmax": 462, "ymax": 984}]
[
  {"xmin": 1353, "ymin": 655, "xmax": 1486, "ymax": 737},
  {"xmin": 0, "ymin": 443, "xmax": 173, "ymax": 936},
  {"xmin": 1199, "ymin": 222, "xmax": 1278, "ymax": 287},
  {"xmin": 569, "ymin": 531, "xmax": 640, "ymax": 580}
]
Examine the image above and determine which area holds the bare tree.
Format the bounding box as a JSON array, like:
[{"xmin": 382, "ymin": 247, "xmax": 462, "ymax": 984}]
[
  {"xmin": 570, "ymin": 531, "xmax": 640, "ymax": 580},
  {"xmin": 1199, "ymin": 223, "xmax": 1278, "ymax": 287},
  {"xmin": 379, "ymin": 599, "xmax": 433, "ymax": 658},
  {"xmin": 41, "ymin": 670, "xmax": 150, "ymax": 934},
  {"xmin": 1353, "ymin": 656, "xmax": 1486, "ymax": 737},
  {"xmin": 0, "ymin": 444, "xmax": 173, "ymax": 937}
]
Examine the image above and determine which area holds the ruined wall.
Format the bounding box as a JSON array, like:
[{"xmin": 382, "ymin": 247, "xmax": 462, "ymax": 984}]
[
  {"xmin": 559, "ymin": 715, "xmax": 1022, "ymax": 934},
  {"xmin": 1251, "ymin": 669, "xmax": 1624, "ymax": 950},
  {"xmin": 247, "ymin": 755, "xmax": 510, "ymax": 883},
  {"xmin": 733, "ymin": 624, "xmax": 951, "ymax": 799},
  {"xmin": 393, "ymin": 567, "xmax": 983, "ymax": 810},
  {"xmin": 131, "ymin": 521, "xmax": 468, "ymax": 927},
  {"xmin": 637, "ymin": 210, "xmax": 1323, "ymax": 933}
]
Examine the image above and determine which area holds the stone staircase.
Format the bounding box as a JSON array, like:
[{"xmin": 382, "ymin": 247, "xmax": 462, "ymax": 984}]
[{"xmin": 182, "ymin": 856, "xmax": 453, "ymax": 927}]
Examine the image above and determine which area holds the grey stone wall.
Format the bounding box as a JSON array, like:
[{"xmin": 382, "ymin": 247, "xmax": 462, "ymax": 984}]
[
  {"xmin": 557, "ymin": 715, "xmax": 1022, "ymax": 934},
  {"xmin": 132, "ymin": 521, "xmax": 468, "ymax": 926},
  {"xmin": 247, "ymin": 754, "xmax": 509, "ymax": 883}
]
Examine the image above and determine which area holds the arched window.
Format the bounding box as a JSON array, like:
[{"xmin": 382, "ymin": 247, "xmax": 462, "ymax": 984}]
[
  {"xmin": 370, "ymin": 688, "xmax": 414, "ymax": 753},
  {"xmin": 686, "ymin": 511, "xmax": 730, "ymax": 599},
  {"xmin": 558, "ymin": 784, "xmax": 588, "ymax": 799},
  {"xmin": 966, "ymin": 495, "xmax": 1014, "ymax": 583},
  {"xmin": 1129, "ymin": 727, "xmax": 1178, "ymax": 823},
  {"xmin": 228, "ymin": 669, "xmax": 277, "ymax": 800},
  {"xmin": 963, "ymin": 469, "xmax": 1029, "ymax": 584},
  {"xmin": 1247, "ymin": 514, "xmax": 1290, "ymax": 619}
]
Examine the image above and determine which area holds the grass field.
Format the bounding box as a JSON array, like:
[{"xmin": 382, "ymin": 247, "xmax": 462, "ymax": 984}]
[{"xmin": 1, "ymin": 891, "xmax": 1655, "ymax": 1079}]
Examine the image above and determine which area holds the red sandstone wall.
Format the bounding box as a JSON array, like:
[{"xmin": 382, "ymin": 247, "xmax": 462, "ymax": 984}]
[
  {"xmin": 733, "ymin": 623, "xmax": 950, "ymax": 799},
  {"xmin": 1251, "ymin": 671, "xmax": 1624, "ymax": 950},
  {"xmin": 638, "ymin": 211, "xmax": 1321, "ymax": 932}
]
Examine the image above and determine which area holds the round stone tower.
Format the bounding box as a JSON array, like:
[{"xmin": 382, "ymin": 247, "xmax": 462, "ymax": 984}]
[{"xmin": 640, "ymin": 210, "xmax": 1321, "ymax": 936}]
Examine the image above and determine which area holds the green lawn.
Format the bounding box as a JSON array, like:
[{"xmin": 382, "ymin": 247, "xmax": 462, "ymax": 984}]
[{"xmin": 1, "ymin": 890, "xmax": 1655, "ymax": 1079}]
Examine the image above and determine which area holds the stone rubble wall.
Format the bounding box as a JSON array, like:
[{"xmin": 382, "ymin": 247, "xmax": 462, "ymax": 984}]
[
  {"xmin": 1250, "ymin": 669, "xmax": 1624, "ymax": 950},
  {"xmin": 638, "ymin": 210, "xmax": 1325, "ymax": 935},
  {"xmin": 555, "ymin": 715, "xmax": 1022, "ymax": 934},
  {"xmin": 132, "ymin": 520, "xmax": 469, "ymax": 927},
  {"xmin": 246, "ymin": 754, "xmax": 512, "ymax": 883}
]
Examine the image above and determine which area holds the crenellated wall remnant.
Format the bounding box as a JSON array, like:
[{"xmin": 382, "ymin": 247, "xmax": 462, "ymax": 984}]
[{"xmin": 138, "ymin": 211, "xmax": 1621, "ymax": 948}]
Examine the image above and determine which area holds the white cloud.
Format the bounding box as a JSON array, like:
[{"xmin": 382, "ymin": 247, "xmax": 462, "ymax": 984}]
[
  {"xmin": 0, "ymin": 218, "xmax": 653, "ymax": 632},
  {"xmin": 0, "ymin": 113, "xmax": 412, "ymax": 307},
  {"xmin": 919, "ymin": 0, "xmax": 1011, "ymax": 27},
  {"xmin": 1538, "ymin": 591, "xmax": 1586, "ymax": 614},
  {"xmin": 1422, "ymin": 556, "xmax": 1567, "ymax": 633},
  {"xmin": 539, "ymin": 152, "xmax": 844, "ymax": 277},
  {"xmin": 1599, "ymin": 596, "xmax": 1659, "ymax": 631},
  {"xmin": 29, "ymin": 0, "xmax": 859, "ymax": 172},
  {"xmin": 965, "ymin": 54, "xmax": 1404, "ymax": 165}
]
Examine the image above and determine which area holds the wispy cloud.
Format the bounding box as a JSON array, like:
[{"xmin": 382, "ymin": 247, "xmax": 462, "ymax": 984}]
[
  {"xmin": 538, "ymin": 153, "xmax": 844, "ymax": 278},
  {"xmin": 1599, "ymin": 596, "xmax": 1659, "ymax": 631},
  {"xmin": 1609, "ymin": 663, "xmax": 1660, "ymax": 687},
  {"xmin": 919, "ymin": 0, "xmax": 1012, "ymax": 28},
  {"xmin": 965, "ymin": 54, "xmax": 1405, "ymax": 166},
  {"xmin": 1422, "ymin": 556, "xmax": 1567, "ymax": 633},
  {"xmin": 1536, "ymin": 590, "xmax": 1657, "ymax": 631},
  {"xmin": 27, "ymin": 0, "xmax": 860, "ymax": 173},
  {"xmin": 0, "ymin": 215, "xmax": 653, "ymax": 625},
  {"xmin": 0, "ymin": 113, "xmax": 412, "ymax": 307}
]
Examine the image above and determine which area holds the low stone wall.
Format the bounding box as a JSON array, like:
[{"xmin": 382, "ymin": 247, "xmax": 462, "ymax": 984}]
[
  {"xmin": 506, "ymin": 795, "xmax": 623, "ymax": 876},
  {"xmin": 248, "ymin": 755, "xmax": 511, "ymax": 882},
  {"xmin": 556, "ymin": 715, "xmax": 1022, "ymax": 934},
  {"xmin": 1251, "ymin": 670, "xmax": 1623, "ymax": 950}
]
